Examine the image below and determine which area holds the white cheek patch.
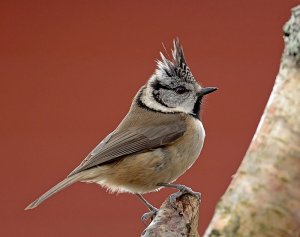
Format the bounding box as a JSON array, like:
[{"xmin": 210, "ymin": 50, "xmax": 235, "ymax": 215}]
[
  {"xmin": 140, "ymin": 76, "xmax": 193, "ymax": 114},
  {"xmin": 141, "ymin": 86, "xmax": 176, "ymax": 113}
]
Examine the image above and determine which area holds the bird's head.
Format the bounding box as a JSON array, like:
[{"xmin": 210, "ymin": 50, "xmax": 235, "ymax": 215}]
[{"xmin": 139, "ymin": 38, "xmax": 217, "ymax": 118}]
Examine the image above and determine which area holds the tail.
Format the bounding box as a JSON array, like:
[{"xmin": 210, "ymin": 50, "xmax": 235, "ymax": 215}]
[{"xmin": 25, "ymin": 172, "xmax": 86, "ymax": 210}]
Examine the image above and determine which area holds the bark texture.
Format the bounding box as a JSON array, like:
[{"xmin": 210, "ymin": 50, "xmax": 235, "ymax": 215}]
[
  {"xmin": 204, "ymin": 6, "xmax": 300, "ymax": 237},
  {"xmin": 141, "ymin": 194, "xmax": 200, "ymax": 237}
]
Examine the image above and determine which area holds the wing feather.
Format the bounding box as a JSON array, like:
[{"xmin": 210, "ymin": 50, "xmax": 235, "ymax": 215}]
[{"xmin": 68, "ymin": 122, "xmax": 186, "ymax": 176}]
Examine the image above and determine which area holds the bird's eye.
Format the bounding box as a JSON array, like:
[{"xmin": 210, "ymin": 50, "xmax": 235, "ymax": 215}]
[{"xmin": 175, "ymin": 86, "xmax": 187, "ymax": 94}]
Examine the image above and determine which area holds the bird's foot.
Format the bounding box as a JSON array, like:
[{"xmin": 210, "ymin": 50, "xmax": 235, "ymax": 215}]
[
  {"xmin": 136, "ymin": 193, "xmax": 159, "ymax": 225},
  {"xmin": 141, "ymin": 207, "xmax": 159, "ymax": 225},
  {"xmin": 158, "ymin": 183, "xmax": 201, "ymax": 210}
]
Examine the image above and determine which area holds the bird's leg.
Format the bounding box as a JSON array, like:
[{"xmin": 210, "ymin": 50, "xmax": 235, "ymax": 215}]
[
  {"xmin": 136, "ymin": 194, "xmax": 158, "ymax": 224},
  {"xmin": 157, "ymin": 183, "xmax": 201, "ymax": 209}
]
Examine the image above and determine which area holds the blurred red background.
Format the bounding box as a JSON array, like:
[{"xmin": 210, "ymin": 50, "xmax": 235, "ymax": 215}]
[{"xmin": 0, "ymin": 1, "xmax": 298, "ymax": 236}]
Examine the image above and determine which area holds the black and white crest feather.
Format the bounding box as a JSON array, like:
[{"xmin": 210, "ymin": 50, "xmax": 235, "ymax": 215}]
[{"xmin": 156, "ymin": 38, "xmax": 195, "ymax": 83}]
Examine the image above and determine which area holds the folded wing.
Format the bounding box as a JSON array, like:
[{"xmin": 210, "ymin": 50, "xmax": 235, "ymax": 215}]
[{"xmin": 68, "ymin": 122, "xmax": 186, "ymax": 176}]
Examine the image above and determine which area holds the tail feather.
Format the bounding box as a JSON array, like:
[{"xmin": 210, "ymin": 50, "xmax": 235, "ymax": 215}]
[{"xmin": 25, "ymin": 173, "xmax": 86, "ymax": 210}]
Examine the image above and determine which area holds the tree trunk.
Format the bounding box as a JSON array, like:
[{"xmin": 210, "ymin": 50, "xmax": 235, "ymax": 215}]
[{"xmin": 203, "ymin": 5, "xmax": 300, "ymax": 237}]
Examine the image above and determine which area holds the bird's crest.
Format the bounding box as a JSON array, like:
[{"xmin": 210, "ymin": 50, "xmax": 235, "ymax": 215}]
[{"xmin": 156, "ymin": 38, "xmax": 195, "ymax": 82}]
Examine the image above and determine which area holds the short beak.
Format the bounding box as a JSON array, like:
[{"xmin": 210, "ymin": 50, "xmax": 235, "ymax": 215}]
[{"xmin": 197, "ymin": 87, "xmax": 218, "ymax": 97}]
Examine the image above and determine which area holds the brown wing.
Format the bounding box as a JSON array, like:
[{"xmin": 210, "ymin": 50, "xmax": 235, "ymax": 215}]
[{"xmin": 68, "ymin": 122, "xmax": 186, "ymax": 176}]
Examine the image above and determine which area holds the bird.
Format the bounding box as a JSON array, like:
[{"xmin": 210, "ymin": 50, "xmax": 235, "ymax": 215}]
[{"xmin": 25, "ymin": 38, "xmax": 217, "ymax": 222}]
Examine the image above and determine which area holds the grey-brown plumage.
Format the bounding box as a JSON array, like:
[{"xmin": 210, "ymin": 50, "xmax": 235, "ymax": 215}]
[{"xmin": 25, "ymin": 38, "xmax": 217, "ymax": 211}]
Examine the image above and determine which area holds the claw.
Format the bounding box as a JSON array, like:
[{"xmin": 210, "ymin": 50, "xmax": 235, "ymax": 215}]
[
  {"xmin": 141, "ymin": 208, "xmax": 158, "ymax": 225},
  {"xmin": 157, "ymin": 183, "xmax": 201, "ymax": 210},
  {"xmin": 136, "ymin": 194, "xmax": 159, "ymax": 225}
]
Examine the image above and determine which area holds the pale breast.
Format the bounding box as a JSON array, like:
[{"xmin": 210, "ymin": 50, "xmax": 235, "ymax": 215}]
[
  {"xmin": 166, "ymin": 117, "xmax": 206, "ymax": 182},
  {"xmin": 194, "ymin": 118, "xmax": 206, "ymax": 147}
]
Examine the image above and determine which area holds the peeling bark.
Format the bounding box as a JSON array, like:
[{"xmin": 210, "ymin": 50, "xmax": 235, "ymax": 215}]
[
  {"xmin": 203, "ymin": 5, "xmax": 300, "ymax": 237},
  {"xmin": 141, "ymin": 194, "xmax": 200, "ymax": 237}
]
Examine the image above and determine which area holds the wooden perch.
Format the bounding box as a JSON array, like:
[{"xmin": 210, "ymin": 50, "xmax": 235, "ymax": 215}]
[
  {"xmin": 203, "ymin": 5, "xmax": 300, "ymax": 237},
  {"xmin": 141, "ymin": 194, "xmax": 200, "ymax": 237}
]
